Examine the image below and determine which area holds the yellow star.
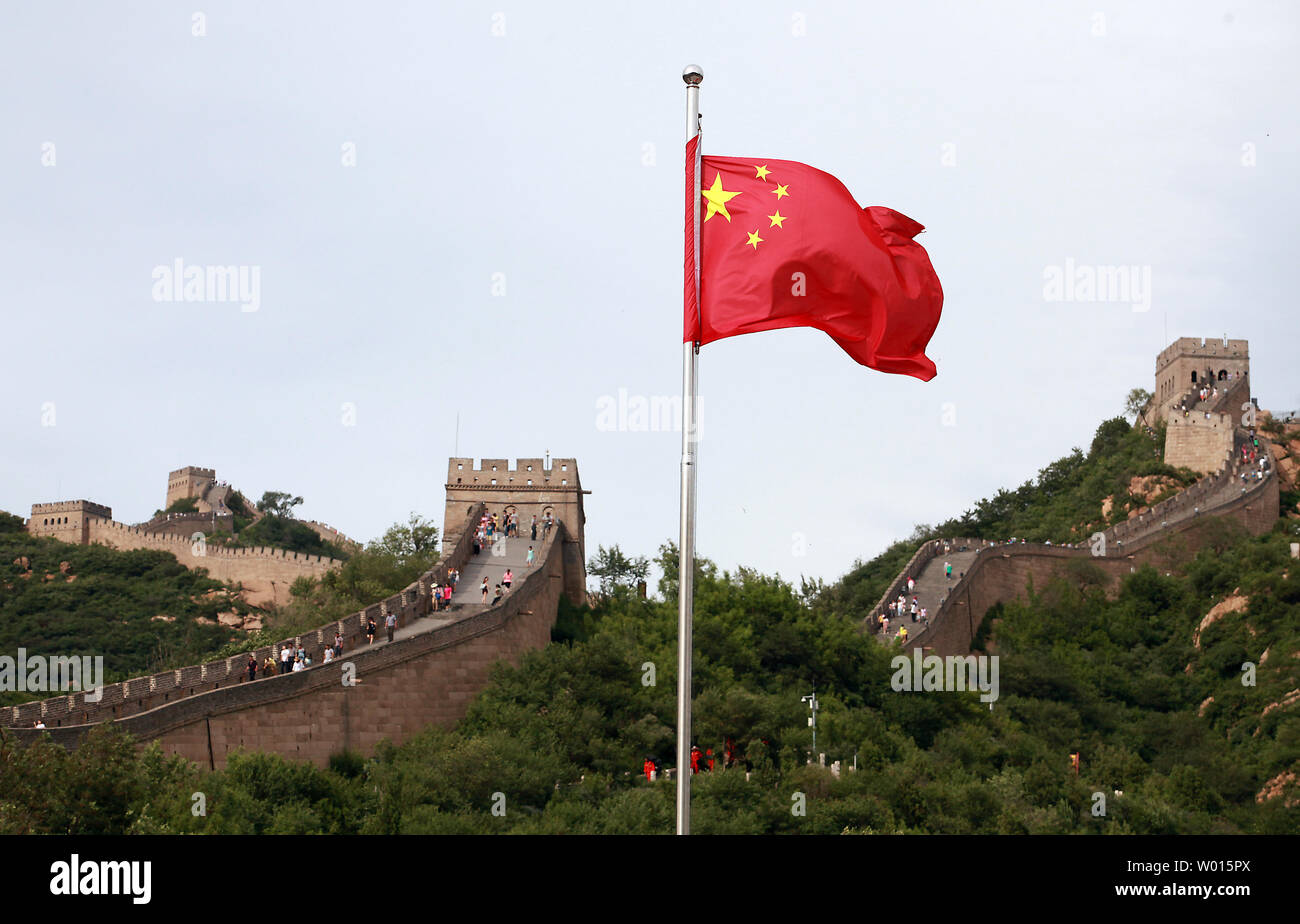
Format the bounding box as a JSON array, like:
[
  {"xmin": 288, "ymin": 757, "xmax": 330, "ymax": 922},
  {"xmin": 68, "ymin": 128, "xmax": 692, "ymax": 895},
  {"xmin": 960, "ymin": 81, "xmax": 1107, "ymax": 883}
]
[
  {"xmin": 701, "ymin": 173, "xmax": 742, "ymax": 222},
  {"xmin": 746, "ymin": 230, "xmax": 764, "ymax": 250},
  {"xmin": 755, "ymin": 164, "xmax": 771, "ymax": 181},
  {"xmin": 768, "ymin": 211, "xmax": 786, "ymax": 228},
  {"xmin": 772, "ymin": 183, "xmax": 789, "ymax": 200}
]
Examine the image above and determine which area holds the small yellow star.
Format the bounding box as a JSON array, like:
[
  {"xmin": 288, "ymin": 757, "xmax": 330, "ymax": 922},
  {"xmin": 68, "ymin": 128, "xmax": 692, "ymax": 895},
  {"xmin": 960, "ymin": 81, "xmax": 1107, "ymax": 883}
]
[
  {"xmin": 768, "ymin": 211, "xmax": 786, "ymax": 228},
  {"xmin": 701, "ymin": 173, "xmax": 742, "ymax": 222},
  {"xmin": 755, "ymin": 164, "xmax": 771, "ymax": 181},
  {"xmin": 772, "ymin": 183, "xmax": 789, "ymax": 200},
  {"xmin": 746, "ymin": 230, "xmax": 764, "ymax": 249}
]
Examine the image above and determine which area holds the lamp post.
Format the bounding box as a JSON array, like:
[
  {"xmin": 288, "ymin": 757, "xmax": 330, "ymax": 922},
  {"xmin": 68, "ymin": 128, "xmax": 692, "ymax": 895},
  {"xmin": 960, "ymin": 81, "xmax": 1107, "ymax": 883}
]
[{"xmin": 801, "ymin": 691, "xmax": 819, "ymax": 761}]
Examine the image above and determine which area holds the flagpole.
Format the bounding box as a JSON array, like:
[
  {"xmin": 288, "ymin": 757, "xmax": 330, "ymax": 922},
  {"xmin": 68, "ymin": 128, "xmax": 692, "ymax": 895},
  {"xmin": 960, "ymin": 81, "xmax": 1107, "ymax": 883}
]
[{"xmin": 677, "ymin": 63, "xmax": 703, "ymax": 836}]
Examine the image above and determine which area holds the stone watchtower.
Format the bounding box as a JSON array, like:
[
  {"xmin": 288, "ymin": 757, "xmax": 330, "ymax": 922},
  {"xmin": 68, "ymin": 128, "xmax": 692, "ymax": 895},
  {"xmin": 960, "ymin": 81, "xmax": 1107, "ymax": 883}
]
[
  {"xmin": 1155, "ymin": 337, "xmax": 1253, "ymax": 475},
  {"xmin": 165, "ymin": 466, "xmax": 216, "ymax": 511},
  {"xmin": 28, "ymin": 500, "xmax": 112, "ymax": 545},
  {"xmin": 1153, "ymin": 337, "xmax": 1249, "ymax": 420},
  {"xmin": 443, "ymin": 457, "xmax": 589, "ymax": 603}
]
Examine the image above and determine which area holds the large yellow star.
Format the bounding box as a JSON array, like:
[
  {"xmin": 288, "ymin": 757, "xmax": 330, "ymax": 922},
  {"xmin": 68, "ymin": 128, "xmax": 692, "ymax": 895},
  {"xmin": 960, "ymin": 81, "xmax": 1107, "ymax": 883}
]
[
  {"xmin": 746, "ymin": 230, "xmax": 764, "ymax": 250},
  {"xmin": 701, "ymin": 173, "xmax": 741, "ymax": 222},
  {"xmin": 755, "ymin": 164, "xmax": 771, "ymax": 181},
  {"xmin": 772, "ymin": 183, "xmax": 790, "ymax": 200},
  {"xmin": 768, "ymin": 211, "xmax": 786, "ymax": 228}
]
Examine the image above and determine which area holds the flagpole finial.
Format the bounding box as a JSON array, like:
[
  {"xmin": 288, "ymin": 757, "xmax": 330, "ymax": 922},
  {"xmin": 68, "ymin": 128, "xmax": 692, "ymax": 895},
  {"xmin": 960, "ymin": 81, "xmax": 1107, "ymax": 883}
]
[{"xmin": 682, "ymin": 65, "xmax": 703, "ymax": 86}]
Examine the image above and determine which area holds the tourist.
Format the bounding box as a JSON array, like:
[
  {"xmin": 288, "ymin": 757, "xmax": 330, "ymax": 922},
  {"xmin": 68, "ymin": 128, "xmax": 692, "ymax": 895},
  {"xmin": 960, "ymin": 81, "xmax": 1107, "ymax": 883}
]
[
  {"xmin": 247, "ymin": 654, "xmax": 257, "ymax": 681},
  {"xmin": 292, "ymin": 655, "xmax": 304, "ymax": 672},
  {"xmin": 333, "ymin": 631, "xmax": 344, "ymax": 657},
  {"xmin": 323, "ymin": 647, "xmax": 335, "ymax": 664},
  {"xmin": 263, "ymin": 654, "xmax": 278, "ymax": 677},
  {"xmin": 907, "ymin": 576, "xmax": 915, "ymax": 593},
  {"xmin": 526, "ymin": 546, "xmax": 535, "ymax": 569},
  {"xmin": 531, "ymin": 515, "xmax": 538, "ymax": 540},
  {"xmin": 481, "ymin": 577, "xmax": 490, "ymax": 603},
  {"xmin": 366, "ymin": 617, "xmax": 377, "ymax": 645},
  {"xmin": 443, "ymin": 584, "xmax": 453, "ymax": 607},
  {"xmin": 944, "ymin": 560, "xmax": 952, "ymax": 580},
  {"xmin": 385, "ymin": 611, "xmax": 397, "ymax": 642},
  {"xmin": 492, "ymin": 584, "xmax": 504, "ymax": 604},
  {"xmin": 280, "ymin": 644, "xmax": 292, "ymax": 674},
  {"xmin": 910, "ymin": 598, "xmax": 918, "ymax": 622},
  {"xmin": 898, "ymin": 625, "xmax": 909, "ymax": 643},
  {"xmin": 503, "ymin": 568, "xmax": 513, "ymax": 591}
]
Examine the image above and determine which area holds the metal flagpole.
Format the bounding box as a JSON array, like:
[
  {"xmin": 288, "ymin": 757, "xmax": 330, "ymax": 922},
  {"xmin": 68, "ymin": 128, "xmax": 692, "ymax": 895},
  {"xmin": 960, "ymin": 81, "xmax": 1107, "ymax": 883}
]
[{"xmin": 677, "ymin": 63, "xmax": 703, "ymax": 836}]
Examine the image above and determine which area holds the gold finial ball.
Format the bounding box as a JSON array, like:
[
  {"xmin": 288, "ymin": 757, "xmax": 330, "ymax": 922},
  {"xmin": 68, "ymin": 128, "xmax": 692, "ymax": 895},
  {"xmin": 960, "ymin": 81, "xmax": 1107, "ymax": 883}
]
[{"xmin": 682, "ymin": 65, "xmax": 703, "ymax": 86}]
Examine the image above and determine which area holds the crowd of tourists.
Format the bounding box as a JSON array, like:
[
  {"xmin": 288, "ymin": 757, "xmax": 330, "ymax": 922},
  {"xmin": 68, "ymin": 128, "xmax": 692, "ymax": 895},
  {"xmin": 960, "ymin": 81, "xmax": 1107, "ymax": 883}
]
[
  {"xmin": 872, "ymin": 541, "xmax": 962, "ymax": 643},
  {"xmin": 470, "ymin": 509, "xmax": 554, "ymax": 556}
]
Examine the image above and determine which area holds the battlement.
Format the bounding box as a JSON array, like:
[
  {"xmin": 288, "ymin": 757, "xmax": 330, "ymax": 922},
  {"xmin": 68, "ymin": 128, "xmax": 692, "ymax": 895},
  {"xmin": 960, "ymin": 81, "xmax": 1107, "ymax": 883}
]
[
  {"xmin": 1156, "ymin": 337, "xmax": 1249, "ymax": 370},
  {"xmin": 30, "ymin": 500, "xmax": 112, "ymax": 520},
  {"xmin": 1153, "ymin": 336, "xmax": 1251, "ymax": 423},
  {"xmin": 166, "ymin": 465, "xmax": 217, "ymax": 510},
  {"xmin": 446, "ymin": 457, "xmax": 581, "ymax": 489},
  {"xmin": 168, "ymin": 466, "xmax": 216, "ymax": 480}
]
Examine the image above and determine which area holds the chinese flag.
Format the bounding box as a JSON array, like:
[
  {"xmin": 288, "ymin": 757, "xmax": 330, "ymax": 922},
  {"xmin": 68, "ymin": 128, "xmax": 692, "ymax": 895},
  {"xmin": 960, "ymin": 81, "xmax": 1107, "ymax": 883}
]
[{"xmin": 684, "ymin": 135, "xmax": 943, "ymax": 380}]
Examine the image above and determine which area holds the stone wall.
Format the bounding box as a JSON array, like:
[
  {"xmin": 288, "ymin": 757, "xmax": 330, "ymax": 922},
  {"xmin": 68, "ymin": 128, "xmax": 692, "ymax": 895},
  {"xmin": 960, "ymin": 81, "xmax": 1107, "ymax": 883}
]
[
  {"xmin": 6, "ymin": 505, "xmax": 572, "ymax": 769},
  {"xmin": 27, "ymin": 500, "xmax": 112, "ymax": 545},
  {"xmin": 444, "ymin": 457, "xmax": 587, "ymax": 602},
  {"xmin": 83, "ymin": 517, "xmax": 339, "ymax": 606},
  {"xmin": 1164, "ymin": 411, "xmax": 1235, "ymax": 474},
  {"xmin": 1153, "ymin": 337, "xmax": 1249, "ymax": 419},
  {"xmin": 911, "ymin": 460, "xmax": 1279, "ymax": 656}
]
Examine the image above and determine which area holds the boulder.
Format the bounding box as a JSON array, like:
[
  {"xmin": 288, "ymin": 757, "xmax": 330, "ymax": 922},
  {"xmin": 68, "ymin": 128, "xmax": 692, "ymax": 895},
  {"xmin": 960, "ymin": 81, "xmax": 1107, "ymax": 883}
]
[{"xmin": 1193, "ymin": 592, "xmax": 1248, "ymax": 649}]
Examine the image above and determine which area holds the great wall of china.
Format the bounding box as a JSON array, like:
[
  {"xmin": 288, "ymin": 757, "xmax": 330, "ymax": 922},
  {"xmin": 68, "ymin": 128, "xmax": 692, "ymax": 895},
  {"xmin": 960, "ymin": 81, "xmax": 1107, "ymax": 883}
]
[
  {"xmin": 6, "ymin": 458, "xmax": 590, "ymax": 768},
  {"xmin": 3, "ymin": 338, "xmax": 1289, "ymax": 768}
]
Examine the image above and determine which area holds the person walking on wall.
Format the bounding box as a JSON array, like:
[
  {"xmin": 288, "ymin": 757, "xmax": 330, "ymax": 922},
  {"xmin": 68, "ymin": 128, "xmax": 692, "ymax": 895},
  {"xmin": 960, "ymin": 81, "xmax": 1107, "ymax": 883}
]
[
  {"xmin": 385, "ymin": 610, "xmax": 397, "ymax": 643},
  {"xmin": 366, "ymin": 617, "xmax": 377, "ymax": 645}
]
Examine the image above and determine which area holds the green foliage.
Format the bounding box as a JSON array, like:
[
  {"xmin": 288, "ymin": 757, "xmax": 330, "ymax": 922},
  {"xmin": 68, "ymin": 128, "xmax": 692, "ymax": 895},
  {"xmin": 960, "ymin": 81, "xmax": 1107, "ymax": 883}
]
[
  {"xmin": 258, "ymin": 491, "xmax": 304, "ymax": 520},
  {"xmin": 1125, "ymin": 387, "xmax": 1153, "ymax": 420},
  {"xmin": 0, "ymin": 411, "xmax": 1293, "ymax": 834},
  {"xmin": 164, "ymin": 496, "xmax": 198, "ymax": 515},
  {"xmin": 587, "ymin": 544, "xmax": 649, "ymax": 597},
  {"xmin": 0, "ymin": 532, "xmax": 244, "ymax": 700}
]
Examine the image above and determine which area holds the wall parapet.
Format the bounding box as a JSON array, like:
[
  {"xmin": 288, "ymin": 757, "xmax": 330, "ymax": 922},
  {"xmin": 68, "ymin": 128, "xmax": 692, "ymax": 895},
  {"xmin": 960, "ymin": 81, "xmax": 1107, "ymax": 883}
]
[{"xmin": 3, "ymin": 503, "xmax": 489, "ymax": 731}]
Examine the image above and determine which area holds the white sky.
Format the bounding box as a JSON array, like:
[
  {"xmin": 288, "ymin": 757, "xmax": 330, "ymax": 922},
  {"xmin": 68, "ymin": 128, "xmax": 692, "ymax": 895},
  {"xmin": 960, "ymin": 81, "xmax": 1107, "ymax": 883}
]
[{"xmin": 1, "ymin": 1, "xmax": 1296, "ymax": 594}]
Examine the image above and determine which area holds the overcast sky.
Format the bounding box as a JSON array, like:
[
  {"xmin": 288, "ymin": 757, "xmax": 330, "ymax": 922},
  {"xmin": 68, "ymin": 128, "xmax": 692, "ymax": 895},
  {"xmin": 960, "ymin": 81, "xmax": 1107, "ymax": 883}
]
[{"xmin": 1, "ymin": 1, "xmax": 1295, "ymax": 594}]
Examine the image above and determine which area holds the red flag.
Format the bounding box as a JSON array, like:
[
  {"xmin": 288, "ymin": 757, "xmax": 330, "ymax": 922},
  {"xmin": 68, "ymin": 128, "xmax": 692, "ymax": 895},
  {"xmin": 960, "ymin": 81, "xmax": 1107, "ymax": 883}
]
[{"xmin": 684, "ymin": 136, "xmax": 943, "ymax": 380}]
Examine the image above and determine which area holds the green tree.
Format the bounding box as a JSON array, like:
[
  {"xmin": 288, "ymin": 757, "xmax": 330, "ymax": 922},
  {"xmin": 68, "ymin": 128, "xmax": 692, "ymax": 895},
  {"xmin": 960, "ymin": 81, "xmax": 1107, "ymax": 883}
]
[
  {"xmin": 587, "ymin": 544, "xmax": 649, "ymax": 596},
  {"xmin": 1125, "ymin": 387, "xmax": 1153, "ymax": 420},
  {"xmin": 258, "ymin": 491, "xmax": 304, "ymax": 519}
]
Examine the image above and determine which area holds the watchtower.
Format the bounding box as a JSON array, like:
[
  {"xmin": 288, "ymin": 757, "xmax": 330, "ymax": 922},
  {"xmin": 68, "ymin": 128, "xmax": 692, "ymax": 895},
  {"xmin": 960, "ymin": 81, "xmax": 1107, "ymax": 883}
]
[
  {"xmin": 1153, "ymin": 337, "xmax": 1249, "ymax": 420},
  {"xmin": 444, "ymin": 457, "xmax": 589, "ymax": 603},
  {"xmin": 28, "ymin": 500, "xmax": 113, "ymax": 545},
  {"xmin": 165, "ymin": 466, "xmax": 216, "ymax": 511}
]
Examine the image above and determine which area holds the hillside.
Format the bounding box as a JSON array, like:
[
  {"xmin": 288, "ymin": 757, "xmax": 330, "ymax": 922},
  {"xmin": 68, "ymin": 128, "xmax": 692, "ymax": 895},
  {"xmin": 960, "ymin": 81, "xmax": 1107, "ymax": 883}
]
[
  {"xmin": 0, "ymin": 415, "xmax": 1296, "ymax": 834},
  {"xmin": 0, "ymin": 510, "xmax": 439, "ymax": 705},
  {"xmin": 0, "ymin": 514, "xmax": 246, "ymax": 702}
]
